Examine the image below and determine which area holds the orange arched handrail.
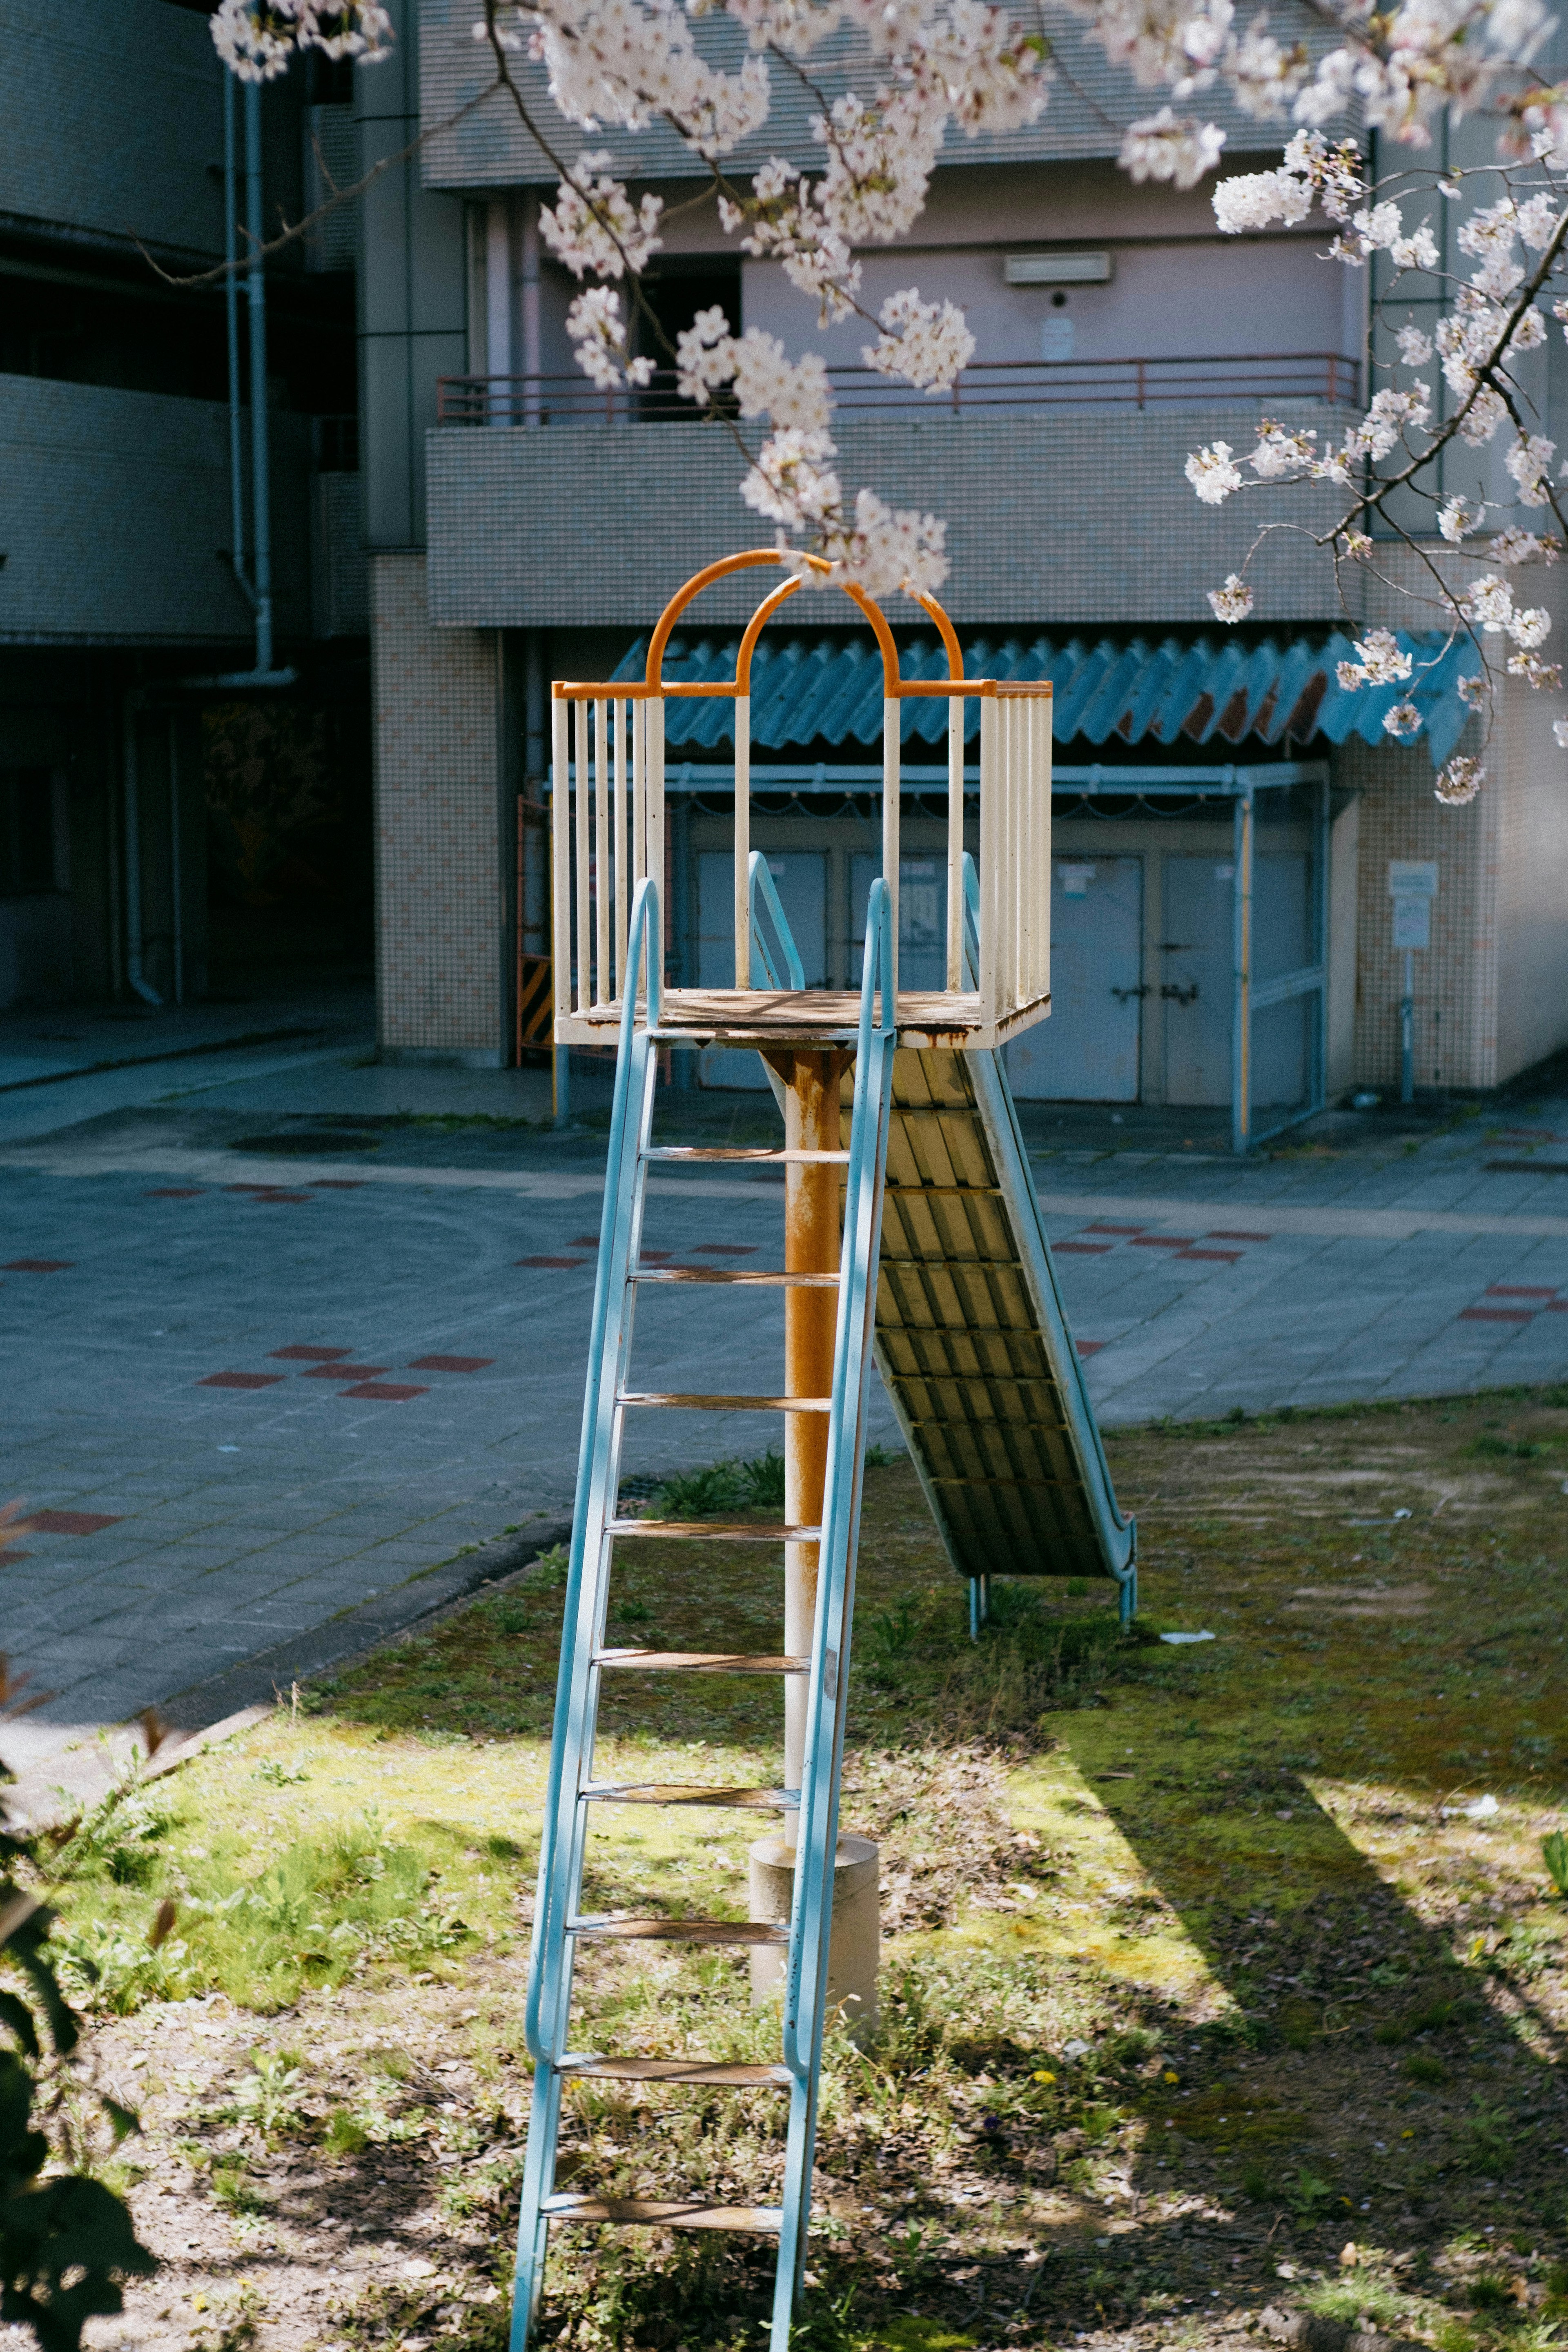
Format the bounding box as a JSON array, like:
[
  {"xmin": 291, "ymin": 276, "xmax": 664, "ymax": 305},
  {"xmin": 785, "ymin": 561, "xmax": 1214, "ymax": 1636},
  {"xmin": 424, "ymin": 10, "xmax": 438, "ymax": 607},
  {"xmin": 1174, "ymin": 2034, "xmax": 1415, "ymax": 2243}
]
[
  {"xmin": 735, "ymin": 574, "xmax": 805, "ymax": 694},
  {"xmin": 912, "ymin": 589, "xmax": 964, "ymax": 681},
  {"xmin": 644, "ymin": 549, "xmax": 909, "ymax": 700},
  {"xmin": 646, "ymin": 551, "xmax": 796, "ymax": 691}
]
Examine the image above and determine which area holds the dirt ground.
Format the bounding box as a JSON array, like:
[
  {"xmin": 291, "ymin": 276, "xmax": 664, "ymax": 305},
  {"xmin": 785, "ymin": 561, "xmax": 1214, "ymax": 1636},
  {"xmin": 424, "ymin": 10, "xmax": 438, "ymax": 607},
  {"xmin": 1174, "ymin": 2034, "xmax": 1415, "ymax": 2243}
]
[{"xmin": 12, "ymin": 1383, "xmax": 1568, "ymax": 2352}]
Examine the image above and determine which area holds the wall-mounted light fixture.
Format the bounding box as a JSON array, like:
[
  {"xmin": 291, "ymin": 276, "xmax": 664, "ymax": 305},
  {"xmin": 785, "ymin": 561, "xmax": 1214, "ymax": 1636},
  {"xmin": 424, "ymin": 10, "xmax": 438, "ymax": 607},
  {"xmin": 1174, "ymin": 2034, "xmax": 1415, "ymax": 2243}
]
[{"xmin": 1004, "ymin": 251, "xmax": 1113, "ymax": 285}]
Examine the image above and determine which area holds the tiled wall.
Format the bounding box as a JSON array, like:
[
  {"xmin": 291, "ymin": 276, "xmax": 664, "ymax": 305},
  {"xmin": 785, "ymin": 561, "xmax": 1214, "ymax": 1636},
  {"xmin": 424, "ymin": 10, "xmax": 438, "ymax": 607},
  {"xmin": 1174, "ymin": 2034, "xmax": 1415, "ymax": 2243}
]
[
  {"xmin": 1348, "ymin": 553, "xmax": 1568, "ymax": 1094},
  {"xmin": 0, "ymin": 0, "xmax": 223, "ymax": 254},
  {"xmin": 371, "ymin": 551, "xmax": 505, "ymax": 1064},
  {"xmin": 0, "ymin": 376, "xmax": 310, "ymax": 644},
  {"xmin": 425, "ymin": 408, "xmax": 1350, "ymax": 631},
  {"xmin": 1343, "ymin": 735, "xmax": 1501, "ymax": 1093},
  {"xmin": 417, "ymin": 0, "xmax": 1329, "ymax": 186}
]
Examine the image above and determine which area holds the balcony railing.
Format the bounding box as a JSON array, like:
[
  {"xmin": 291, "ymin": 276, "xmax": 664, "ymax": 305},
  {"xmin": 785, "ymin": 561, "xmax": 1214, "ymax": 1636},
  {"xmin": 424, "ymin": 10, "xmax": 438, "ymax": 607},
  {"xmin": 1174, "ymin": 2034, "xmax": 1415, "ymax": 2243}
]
[{"xmin": 437, "ymin": 352, "xmax": 1361, "ymax": 429}]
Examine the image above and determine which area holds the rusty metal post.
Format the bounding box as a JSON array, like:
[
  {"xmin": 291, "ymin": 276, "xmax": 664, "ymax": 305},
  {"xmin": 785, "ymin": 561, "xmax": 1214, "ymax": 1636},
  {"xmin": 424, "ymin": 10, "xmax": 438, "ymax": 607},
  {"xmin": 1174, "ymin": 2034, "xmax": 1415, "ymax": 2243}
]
[{"xmin": 778, "ymin": 1049, "xmax": 848, "ymax": 1841}]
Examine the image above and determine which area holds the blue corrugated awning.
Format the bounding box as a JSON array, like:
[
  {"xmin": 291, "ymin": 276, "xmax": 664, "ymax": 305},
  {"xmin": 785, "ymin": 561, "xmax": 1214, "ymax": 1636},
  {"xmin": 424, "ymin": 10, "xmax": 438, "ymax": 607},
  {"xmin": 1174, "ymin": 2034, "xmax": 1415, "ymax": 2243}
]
[{"xmin": 609, "ymin": 629, "xmax": 1480, "ymax": 771}]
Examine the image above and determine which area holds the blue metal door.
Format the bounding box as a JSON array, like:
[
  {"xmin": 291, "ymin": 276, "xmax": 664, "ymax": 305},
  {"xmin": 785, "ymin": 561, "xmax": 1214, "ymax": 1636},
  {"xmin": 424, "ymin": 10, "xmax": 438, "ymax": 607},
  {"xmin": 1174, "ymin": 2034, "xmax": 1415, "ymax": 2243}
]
[{"xmin": 1005, "ymin": 855, "xmax": 1143, "ymax": 1101}]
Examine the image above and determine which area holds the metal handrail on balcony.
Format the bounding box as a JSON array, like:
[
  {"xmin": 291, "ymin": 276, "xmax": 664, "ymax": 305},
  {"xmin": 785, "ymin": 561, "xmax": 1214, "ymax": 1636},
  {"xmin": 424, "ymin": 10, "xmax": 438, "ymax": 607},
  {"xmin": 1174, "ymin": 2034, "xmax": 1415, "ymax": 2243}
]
[{"xmin": 437, "ymin": 351, "xmax": 1360, "ymax": 428}]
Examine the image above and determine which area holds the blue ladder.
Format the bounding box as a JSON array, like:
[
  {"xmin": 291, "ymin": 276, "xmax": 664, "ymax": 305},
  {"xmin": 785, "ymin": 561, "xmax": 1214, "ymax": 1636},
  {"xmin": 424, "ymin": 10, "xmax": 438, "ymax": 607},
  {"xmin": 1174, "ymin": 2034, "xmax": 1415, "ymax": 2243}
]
[{"xmin": 511, "ymin": 875, "xmax": 898, "ymax": 2352}]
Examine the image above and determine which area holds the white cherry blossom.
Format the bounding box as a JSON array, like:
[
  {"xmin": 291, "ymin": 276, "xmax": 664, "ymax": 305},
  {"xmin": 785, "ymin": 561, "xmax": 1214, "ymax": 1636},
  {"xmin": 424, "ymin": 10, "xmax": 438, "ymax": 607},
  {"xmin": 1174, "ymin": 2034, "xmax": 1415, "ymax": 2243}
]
[
  {"xmin": 1186, "ymin": 440, "xmax": 1245, "ymax": 503},
  {"xmin": 1207, "ymin": 573, "xmax": 1255, "ymax": 620},
  {"xmin": 862, "ymin": 290, "xmax": 977, "ymax": 390},
  {"xmin": 1439, "ymin": 494, "xmax": 1485, "ymax": 540},
  {"xmin": 1436, "ymin": 756, "xmax": 1486, "ymax": 804},
  {"xmin": 1119, "ymin": 107, "xmax": 1227, "ymax": 186}
]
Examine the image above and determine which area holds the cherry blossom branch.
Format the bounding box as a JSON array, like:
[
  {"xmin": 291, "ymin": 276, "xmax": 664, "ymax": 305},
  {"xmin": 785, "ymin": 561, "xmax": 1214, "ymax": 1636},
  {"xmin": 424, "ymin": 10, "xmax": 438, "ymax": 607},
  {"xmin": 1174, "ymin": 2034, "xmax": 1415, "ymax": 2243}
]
[{"xmin": 135, "ymin": 81, "xmax": 503, "ymax": 289}]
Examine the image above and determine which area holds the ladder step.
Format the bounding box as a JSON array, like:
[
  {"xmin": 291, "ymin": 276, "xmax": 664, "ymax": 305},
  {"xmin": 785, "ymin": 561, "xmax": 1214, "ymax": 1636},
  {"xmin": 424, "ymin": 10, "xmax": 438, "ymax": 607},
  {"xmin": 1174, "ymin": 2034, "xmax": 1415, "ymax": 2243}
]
[
  {"xmin": 543, "ymin": 2196, "xmax": 783, "ymax": 2231},
  {"xmin": 595, "ymin": 1649, "xmax": 808, "ymax": 1673},
  {"xmin": 633, "ymin": 1269, "xmax": 840, "ymax": 1287},
  {"xmin": 581, "ymin": 1781, "xmax": 797, "ymax": 1809},
  {"xmin": 645, "ymin": 1147, "xmax": 850, "ymax": 1163},
  {"xmin": 619, "ymin": 1392, "xmax": 833, "ymax": 1412},
  {"xmin": 607, "ymin": 1519, "xmax": 822, "ymax": 1541},
  {"xmin": 569, "ymin": 1916, "xmax": 788, "ymax": 1945},
  {"xmin": 560, "ymin": 2057, "xmax": 792, "ymax": 2086}
]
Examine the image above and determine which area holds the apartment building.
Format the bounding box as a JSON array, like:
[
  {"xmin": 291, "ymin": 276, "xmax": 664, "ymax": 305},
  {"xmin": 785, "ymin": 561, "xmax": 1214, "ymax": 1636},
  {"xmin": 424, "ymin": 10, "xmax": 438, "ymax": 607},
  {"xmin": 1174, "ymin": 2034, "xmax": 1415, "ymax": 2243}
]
[
  {"xmin": 359, "ymin": 0, "xmax": 1568, "ymax": 1127},
  {"xmin": 0, "ymin": 0, "xmax": 369, "ymax": 1015}
]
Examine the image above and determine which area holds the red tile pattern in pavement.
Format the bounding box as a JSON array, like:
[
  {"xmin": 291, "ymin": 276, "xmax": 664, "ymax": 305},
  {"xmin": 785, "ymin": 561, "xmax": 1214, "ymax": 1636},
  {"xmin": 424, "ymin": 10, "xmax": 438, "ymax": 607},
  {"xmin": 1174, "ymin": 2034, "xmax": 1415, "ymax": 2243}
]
[
  {"xmin": 271, "ymin": 1346, "xmax": 354, "ymax": 1362},
  {"xmin": 1129, "ymin": 1236, "xmax": 1195, "ymax": 1250},
  {"xmin": 145, "ymin": 1188, "xmax": 203, "ymax": 1199},
  {"xmin": 341, "ymin": 1381, "xmax": 429, "ymax": 1401},
  {"xmin": 1056, "ymin": 1243, "xmax": 1112, "ymax": 1255},
  {"xmin": 3, "ymin": 1259, "xmax": 72, "ymax": 1272},
  {"xmin": 199, "ymin": 1372, "xmax": 285, "ymax": 1390},
  {"xmin": 1459, "ymin": 1285, "xmax": 1561, "ymax": 1324},
  {"xmin": 1085, "ymin": 1224, "xmax": 1144, "ymax": 1235},
  {"xmin": 27, "ymin": 1510, "xmax": 124, "ymax": 1535},
  {"xmin": 407, "ymin": 1355, "xmax": 494, "ymax": 1372},
  {"xmin": 1076, "ymin": 1339, "xmax": 1105, "ymax": 1357},
  {"xmin": 1207, "ymin": 1229, "xmax": 1273, "ymax": 1242},
  {"xmin": 515, "ymin": 1255, "xmax": 584, "ymax": 1268},
  {"xmin": 1177, "ymin": 1248, "xmax": 1242, "ymax": 1263},
  {"xmin": 301, "ymin": 1363, "xmax": 386, "ymax": 1380},
  {"xmin": 311, "ymin": 1180, "xmax": 366, "ymax": 1189}
]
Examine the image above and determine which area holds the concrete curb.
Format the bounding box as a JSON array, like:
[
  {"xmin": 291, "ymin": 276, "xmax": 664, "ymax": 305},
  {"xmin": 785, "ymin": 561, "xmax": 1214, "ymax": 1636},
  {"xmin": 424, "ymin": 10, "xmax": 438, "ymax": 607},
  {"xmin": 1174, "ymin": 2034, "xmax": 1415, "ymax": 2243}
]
[{"xmin": 4, "ymin": 1520, "xmax": 572, "ymax": 1831}]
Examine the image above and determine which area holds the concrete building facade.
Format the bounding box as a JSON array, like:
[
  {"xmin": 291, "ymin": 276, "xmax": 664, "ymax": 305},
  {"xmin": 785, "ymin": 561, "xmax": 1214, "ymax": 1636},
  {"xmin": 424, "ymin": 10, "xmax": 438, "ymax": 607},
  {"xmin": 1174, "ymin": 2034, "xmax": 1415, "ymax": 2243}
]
[
  {"xmin": 0, "ymin": 0, "xmax": 371, "ymax": 1012},
  {"xmin": 348, "ymin": 0, "xmax": 1568, "ymax": 1111}
]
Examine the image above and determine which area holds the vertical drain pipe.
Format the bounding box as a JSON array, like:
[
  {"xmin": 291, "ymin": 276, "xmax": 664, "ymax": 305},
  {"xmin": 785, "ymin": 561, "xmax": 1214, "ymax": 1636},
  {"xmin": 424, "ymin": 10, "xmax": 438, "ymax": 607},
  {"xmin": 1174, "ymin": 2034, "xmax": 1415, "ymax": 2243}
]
[
  {"xmin": 122, "ymin": 692, "xmax": 161, "ymax": 1005},
  {"xmin": 168, "ymin": 715, "xmax": 185, "ymax": 1007},
  {"xmin": 224, "ymin": 69, "xmax": 247, "ymax": 602},
  {"xmin": 245, "ymin": 79, "xmax": 274, "ymax": 677}
]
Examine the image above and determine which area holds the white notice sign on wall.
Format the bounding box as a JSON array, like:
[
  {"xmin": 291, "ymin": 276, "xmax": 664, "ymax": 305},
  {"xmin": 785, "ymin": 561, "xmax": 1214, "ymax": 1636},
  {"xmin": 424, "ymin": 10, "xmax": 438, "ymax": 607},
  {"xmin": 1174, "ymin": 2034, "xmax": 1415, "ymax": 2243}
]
[
  {"xmin": 1388, "ymin": 860, "xmax": 1439, "ymax": 899},
  {"xmin": 1392, "ymin": 895, "xmax": 1432, "ymax": 950}
]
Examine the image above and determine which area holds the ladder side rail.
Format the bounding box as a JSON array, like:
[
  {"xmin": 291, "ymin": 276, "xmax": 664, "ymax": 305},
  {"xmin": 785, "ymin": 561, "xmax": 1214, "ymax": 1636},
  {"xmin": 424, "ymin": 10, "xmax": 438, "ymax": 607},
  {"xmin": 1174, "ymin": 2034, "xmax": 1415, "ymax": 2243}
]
[
  {"xmin": 961, "ymin": 850, "xmax": 981, "ymax": 991},
  {"xmin": 514, "ymin": 882, "xmax": 664, "ymax": 2349},
  {"xmin": 967, "ymin": 1041, "xmax": 1137, "ymax": 1619},
  {"xmin": 748, "ymin": 850, "xmax": 806, "ymax": 992},
  {"xmin": 773, "ymin": 879, "xmax": 896, "ymax": 2352},
  {"xmin": 551, "ymin": 695, "xmax": 570, "ymax": 1027},
  {"xmin": 523, "ymin": 876, "xmax": 664, "ymax": 2069}
]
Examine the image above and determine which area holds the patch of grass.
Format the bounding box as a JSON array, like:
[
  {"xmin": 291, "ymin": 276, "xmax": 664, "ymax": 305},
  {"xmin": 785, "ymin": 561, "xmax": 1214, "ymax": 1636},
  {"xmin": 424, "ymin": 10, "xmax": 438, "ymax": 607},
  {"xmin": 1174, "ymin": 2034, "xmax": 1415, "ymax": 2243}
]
[
  {"xmin": 1405, "ymin": 2051, "xmax": 1447, "ymax": 2085},
  {"xmin": 323, "ymin": 2108, "xmax": 369, "ymax": 2158},
  {"xmin": 56, "ymin": 1808, "xmax": 472, "ymax": 2014},
  {"xmin": 1301, "ymin": 2270, "xmax": 1411, "ymax": 2329}
]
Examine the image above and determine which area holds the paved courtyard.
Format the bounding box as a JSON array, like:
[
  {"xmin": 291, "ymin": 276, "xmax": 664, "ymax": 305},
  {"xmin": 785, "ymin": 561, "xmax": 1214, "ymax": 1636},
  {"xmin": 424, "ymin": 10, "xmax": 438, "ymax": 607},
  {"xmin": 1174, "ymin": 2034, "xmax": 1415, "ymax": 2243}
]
[{"xmin": 4, "ymin": 1011, "xmax": 1568, "ymax": 1771}]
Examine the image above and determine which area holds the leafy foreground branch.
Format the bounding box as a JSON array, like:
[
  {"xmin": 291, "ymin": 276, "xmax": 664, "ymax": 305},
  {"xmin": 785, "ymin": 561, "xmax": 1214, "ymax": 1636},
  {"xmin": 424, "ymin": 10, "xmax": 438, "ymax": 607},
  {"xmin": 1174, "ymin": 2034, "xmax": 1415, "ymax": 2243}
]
[{"xmin": 0, "ymin": 1663, "xmax": 154, "ymax": 2345}]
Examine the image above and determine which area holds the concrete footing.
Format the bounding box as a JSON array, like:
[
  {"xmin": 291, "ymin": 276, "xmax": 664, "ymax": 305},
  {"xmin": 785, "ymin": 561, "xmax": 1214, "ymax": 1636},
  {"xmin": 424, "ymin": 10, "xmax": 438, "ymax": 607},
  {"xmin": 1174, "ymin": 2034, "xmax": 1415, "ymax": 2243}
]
[{"xmin": 747, "ymin": 1833, "xmax": 880, "ymax": 2043}]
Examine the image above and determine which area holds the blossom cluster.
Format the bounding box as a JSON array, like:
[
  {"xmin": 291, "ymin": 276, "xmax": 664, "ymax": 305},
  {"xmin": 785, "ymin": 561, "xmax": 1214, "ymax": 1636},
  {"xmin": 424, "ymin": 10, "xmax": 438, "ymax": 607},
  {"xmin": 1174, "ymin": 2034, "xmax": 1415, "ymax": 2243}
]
[
  {"xmin": 1336, "ymin": 629, "xmax": 1414, "ymax": 690},
  {"xmin": 212, "ymin": 0, "xmax": 391, "ymax": 79}
]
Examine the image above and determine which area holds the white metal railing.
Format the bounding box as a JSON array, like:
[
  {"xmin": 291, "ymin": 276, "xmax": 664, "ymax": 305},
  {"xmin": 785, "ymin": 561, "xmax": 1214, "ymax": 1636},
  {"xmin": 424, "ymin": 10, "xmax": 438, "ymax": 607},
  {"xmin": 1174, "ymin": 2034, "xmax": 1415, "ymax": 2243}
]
[
  {"xmin": 978, "ymin": 685, "xmax": 1054, "ymax": 1031},
  {"xmin": 550, "ymin": 689, "xmax": 665, "ymax": 1027},
  {"xmin": 548, "ymin": 557, "xmax": 1053, "ymax": 1049}
]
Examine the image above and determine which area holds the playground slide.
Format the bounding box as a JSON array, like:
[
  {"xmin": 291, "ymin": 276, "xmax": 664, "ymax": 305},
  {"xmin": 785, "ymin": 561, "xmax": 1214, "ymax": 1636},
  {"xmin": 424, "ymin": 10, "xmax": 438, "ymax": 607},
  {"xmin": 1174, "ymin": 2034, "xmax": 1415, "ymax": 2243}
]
[{"xmin": 866, "ymin": 1044, "xmax": 1138, "ymax": 1621}]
